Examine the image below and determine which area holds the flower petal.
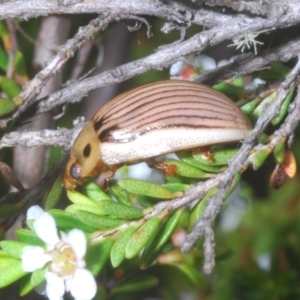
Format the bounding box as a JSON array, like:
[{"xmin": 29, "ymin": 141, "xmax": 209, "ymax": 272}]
[
  {"xmin": 67, "ymin": 229, "xmax": 87, "ymax": 260},
  {"xmin": 27, "ymin": 205, "xmax": 45, "ymax": 221},
  {"xmin": 45, "ymin": 271, "xmax": 65, "ymax": 300},
  {"xmin": 70, "ymin": 269, "xmax": 97, "ymax": 300},
  {"xmin": 34, "ymin": 212, "xmax": 59, "ymax": 245},
  {"xmin": 21, "ymin": 246, "xmax": 51, "ymax": 272}
]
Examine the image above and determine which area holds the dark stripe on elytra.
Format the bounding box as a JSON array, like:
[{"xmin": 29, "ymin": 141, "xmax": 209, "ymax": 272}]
[
  {"xmin": 100, "ymin": 87, "xmax": 230, "ymax": 120},
  {"xmin": 95, "ymin": 93, "xmax": 236, "ymax": 131},
  {"xmin": 98, "ymin": 112, "xmax": 240, "ymax": 141},
  {"xmin": 94, "ymin": 83, "xmax": 230, "ymax": 121},
  {"xmin": 98, "ymin": 100, "xmax": 246, "ymax": 136},
  {"xmin": 103, "ymin": 94, "xmax": 233, "ymax": 125},
  {"xmin": 108, "ymin": 108, "xmax": 238, "ymax": 132},
  {"xmin": 104, "ymin": 99, "xmax": 238, "ymax": 131}
]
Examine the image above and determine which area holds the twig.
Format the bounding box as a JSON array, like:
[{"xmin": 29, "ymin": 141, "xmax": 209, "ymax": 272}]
[
  {"xmin": 1, "ymin": 13, "xmax": 118, "ymax": 126},
  {"xmin": 0, "ymin": 124, "xmax": 84, "ymax": 150},
  {"xmin": 181, "ymin": 57, "xmax": 300, "ymax": 272}
]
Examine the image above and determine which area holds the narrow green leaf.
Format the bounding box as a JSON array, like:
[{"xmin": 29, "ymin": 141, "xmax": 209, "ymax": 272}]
[
  {"xmin": 192, "ymin": 147, "xmax": 238, "ymax": 166},
  {"xmin": 110, "ymin": 183, "xmax": 133, "ymax": 206},
  {"xmin": 272, "ymin": 89, "xmax": 294, "ymax": 125},
  {"xmin": 67, "ymin": 190, "xmax": 101, "ymax": 208},
  {"xmin": 177, "ymin": 265, "xmax": 207, "ymax": 288},
  {"xmin": 163, "ymin": 159, "xmax": 213, "ymax": 178},
  {"xmin": 110, "ymin": 226, "xmax": 137, "ymax": 267},
  {"xmin": 83, "ymin": 181, "xmax": 111, "ymax": 202},
  {"xmin": 15, "ymin": 229, "xmax": 44, "ymax": 247},
  {"xmin": 252, "ymin": 148, "xmax": 272, "ymax": 170},
  {"xmin": 14, "ymin": 50, "xmax": 27, "ymax": 77},
  {"xmin": 0, "ymin": 76, "xmax": 21, "ymax": 98},
  {"xmin": 0, "ymin": 256, "xmax": 26, "ymax": 288},
  {"xmin": 19, "ymin": 274, "xmax": 32, "ymax": 296},
  {"xmin": 257, "ymin": 62, "xmax": 290, "ymax": 79},
  {"xmin": 44, "ymin": 173, "xmax": 64, "ymax": 210},
  {"xmin": 86, "ymin": 238, "xmax": 114, "ymax": 276},
  {"xmin": 141, "ymin": 209, "xmax": 184, "ymax": 268},
  {"xmin": 20, "ymin": 267, "xmax": 45, "ymax": 296},
  {"xmin": 65, "ymin": 204, "xmax": 106, "ymax": 216},
  {"xmin": 189, "ymin": 188, "xmax": 217, "ymax": 227},
  {"xmin": 112, "ymin": 275, "xmax": 158, "ymax": 295},
  {"xmin": 137, "ymin": 195, "xmax": 158, "ymax": 208},
  {"xmin": 0, "ymin": 98, "xmax": 17, "ymax": 117},
  {"xmin": 162, "ymin": 183, "xmax": 190, "ymax": 193},
  {"xmin": 0, "ymin": 241, "xmax": 27, "ymax": 259},
  {"xmin": 118, "ymin": 179, "xmax": 174, "ymax": 199},
  {"xmin": 0, "ymin": 46, "xmax": 8, "ymax": 71},
  {"xmin": 274, "ymin": 142, "xmax": 286, "ymax": 164},
  {"xmin": 126, "ymin": 217, "xmax": 161, "ymax": 259},
  {"xmin": 97, "ymin": 200, "xmax": 143, "ymax": 219},
  {"xmin": 252, "ymin": 92, "xmax": 276, "ymax": 119},
  {"xmin": 49, "ymin": 209, "xmax": 97, "ymax": 232},
  {"xmin": 213, "ymin": 81, "xmax": 244, "ymax": 99},
  {"xmin": 241, "ymin": 96, "xmax": 261, "ymax": 115},
  {"xmin": 77, "ymin": 210, "xmax": 122, "ymax": 229},
  {"xmin": 177, "ymin": 152, "xmax": 226, "ymax": 173}
]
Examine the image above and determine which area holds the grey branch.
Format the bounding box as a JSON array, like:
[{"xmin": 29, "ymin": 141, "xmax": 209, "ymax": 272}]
[
  {"xmin": 0, "ymin": 123, "xmax": 84, "ymax": 150},
  {"xmin": 0, "ymin": 1, "xmax": 299, "ymax": 128}
]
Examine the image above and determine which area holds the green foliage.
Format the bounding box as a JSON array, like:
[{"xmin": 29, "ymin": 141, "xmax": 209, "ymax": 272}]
[{"xmin": 0, "ymin": 252, "xmax": 26, "ymax": 288}]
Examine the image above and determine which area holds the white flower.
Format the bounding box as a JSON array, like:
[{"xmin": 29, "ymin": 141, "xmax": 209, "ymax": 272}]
[{"xmin": 21, "ymin": 205, "xmax": 97, "ymax": 300}]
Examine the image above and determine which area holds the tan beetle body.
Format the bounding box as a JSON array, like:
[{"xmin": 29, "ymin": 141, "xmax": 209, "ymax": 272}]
[{"xmin": 64, "ymin": 80, "xmax": 251, "ymax": 190}]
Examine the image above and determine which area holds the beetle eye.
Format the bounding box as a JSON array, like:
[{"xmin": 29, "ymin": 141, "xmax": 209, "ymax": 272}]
[{"xmin": 70, "ymin": 164, "xmax": 81, "ymax": 179}]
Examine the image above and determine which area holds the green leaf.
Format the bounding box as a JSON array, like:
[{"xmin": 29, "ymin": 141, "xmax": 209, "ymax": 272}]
[
  {"xmin": 177, "ymin": 152, "xmax": 226, "ymax": 173},
  {"xmin": 97, "ymin": 200, "xmax": 143, "ymax": 219},
  {"xmin": 0, "ymin": 256, "xmax": 26, "ymax": 288},
  {"xmin": 44, "ymin": 173, "xmax": 64, "ymax": 210},
  {"xmin": 272, "ymin": 89, "xmax": 294, "ymax": 125},
  {"xmin": 126, "ymin": 217, "xmax": 161, "ymax": 259},
  {"xmin": 65, "ymin": 204, "xmax": 106, "ymax": 216},
  {"xmin": 257, "ymin": 62, "xmax": 290, "ymax": 79},
  {"xmin": 82, "ymin": 181, "xmax": 111, "ymax": 202},
  {"xmin": 0, "ymin": 98, "xmax": 17, "ymax": 117},
  {"xmin": 177, "ymin": 265, "xmax": 207, "ymax": 288},
  {"xmin": 252, "ymin": 92, "xmax": 276, "ymax": 119},
  {"xmin": 14, "ymin": 51, "xmax": 27, "ymax": 77},
  {"xmin": 0, "ymin": 241, "xmax": 27, "ymax": 259},
  {"xmin": 15, "ymin": 229, "xmax": 44, "ymax": 247},
  {"xmin": 112, "ymin": 275, "xmax": 158, "ymax": 295},
  {"xmin": 49, "ymin": 209, "xmax": 97, "ymax": 232},
  {"xmin": 163, "ymin": 158, "xmax": 213, "ymax": 178},
  {"xmin": 77, "ymin": 210, "xmax": 123, "ymax": 229},
  {"xmin": 192, "ymin": 147, "xmax": 238, "ymax": 166},
  {"xmin": 110, "ymin": 226, "xmax": 137, "ymax": 267},
  {"xmin": 19, "ymin": 267, "xmax": 45, "ymax": 296},
  {"xmin": 0, "ymin": 76, "xmax": 21, "ymax": 99},
  {"xmin": 274, "ymin": 141, "xmax": 286, "ymax": 164},
  {"xmin": 162, "ymin": 183, "xmax": 190, "ymax": 193},
  {"xmin": 252, "ymin": 148, "xmax": 272, "ymax": 170},
  {"xmin": 141, "ymin": 209, "xmax": 184, "ymax": 268},
  {"xmin": 0, "ymin": 46, "xmax": 8, "ymax": 71},
  {"xmin": 110, "ymin": 183, "xmax": 133, "ymax": 206},
  {"xmin": 67, "ymin": 190, "xmax": 101, "ymax": 208},
  {"xmin": 118, "ymin": 179, "xmax": 174, "ymax": 199},
  {"xmin": 189, "ymin": 188, "xmax": 217, "ymax": 227},
  {"xmin": 213, "ymin": 81, "xmax": 244, "ymax": 99},
  {"xmin": 86, "ymin": 238, "xmax": 114, "ymax": 276}
]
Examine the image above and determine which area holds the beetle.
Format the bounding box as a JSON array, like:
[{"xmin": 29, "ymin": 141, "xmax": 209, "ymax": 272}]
[{"xmin": 64, "ymin": 80, "xmax": 251, "ymax": 190}]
